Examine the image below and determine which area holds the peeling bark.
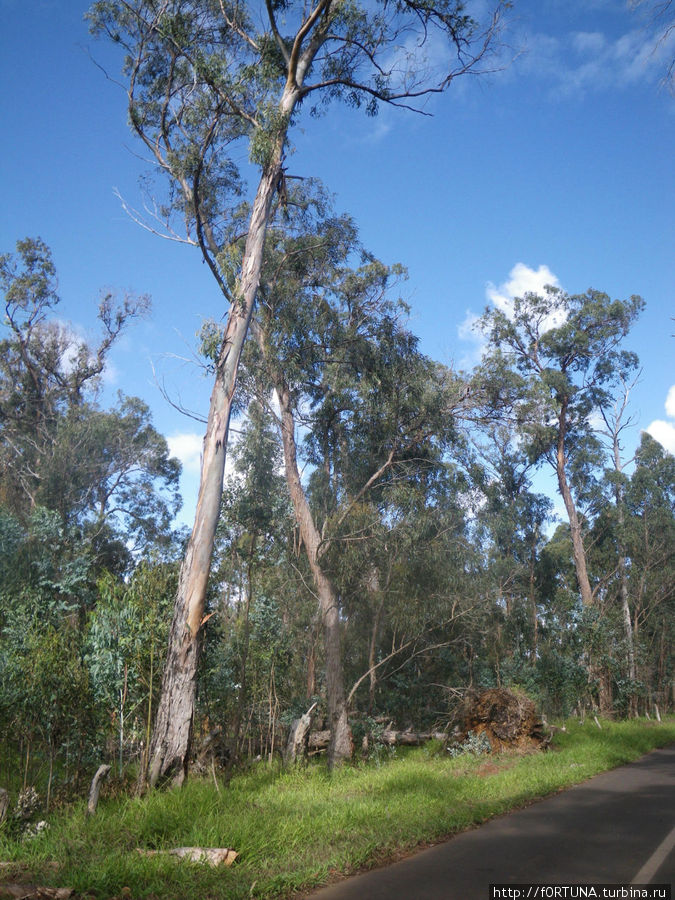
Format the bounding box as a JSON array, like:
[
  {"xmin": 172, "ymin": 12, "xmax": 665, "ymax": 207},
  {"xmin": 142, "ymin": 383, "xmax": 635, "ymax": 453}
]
[{"xmin": 148, "ymin": 147, "xmax": 288, "ymax": 788}]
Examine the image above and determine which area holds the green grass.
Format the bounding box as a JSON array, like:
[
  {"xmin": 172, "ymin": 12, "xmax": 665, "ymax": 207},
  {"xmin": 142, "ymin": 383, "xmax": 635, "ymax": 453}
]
[{"xmin": 1, "ymin": 717, "xmax": 674, "ymax": 900}]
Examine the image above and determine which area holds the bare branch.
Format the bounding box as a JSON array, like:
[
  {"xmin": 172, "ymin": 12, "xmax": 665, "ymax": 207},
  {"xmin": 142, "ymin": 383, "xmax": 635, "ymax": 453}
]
[
  {"xmin": 113, "ymin": 188, "xmax": 198, "ymax": 244},
  {"xmin": 264, "ymin": 0, "xmax": 291, "ymax": 65}
]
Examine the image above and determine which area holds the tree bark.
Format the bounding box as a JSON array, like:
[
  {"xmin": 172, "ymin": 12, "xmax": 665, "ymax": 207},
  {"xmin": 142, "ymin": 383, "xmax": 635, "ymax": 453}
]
[
  {"xmin": 0, "ymin": 788, "xmax": 8, "ymax": 827},
  {"xmin": 275, "ymin": 382, "xmax": 353, "ymax": 768},
  {"xmin": 284, "ymin": 702, "xmax": 317, "ymax": 765},
  {"xmin": 86, "ymin": 764, "xmax": 111, "ymax": 817},
  {"xmin": 306, "ymin": 624, "xmax": 317, "ymax": 699},
  {"xmin": 366, "ymin": 569, "xmax": 384, "ymax": 713},
  {"xmin": 529, "ymin": 544, "xmax": 538, "ymax": 659},
  {"xmin": 147, "ymin": 144, "xmax": 288, "ymax": 788},
  {"xmin": 556, "ymin": 401, "xmax": 594, "ymax": 607},
  {"xmin": 612, "ymin": 431, "xmax": 637, "ymax": 715}
]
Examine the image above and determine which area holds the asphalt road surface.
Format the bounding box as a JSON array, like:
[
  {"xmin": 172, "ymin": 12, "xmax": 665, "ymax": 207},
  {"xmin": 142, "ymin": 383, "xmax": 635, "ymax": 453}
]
[{"xmin": 306, "ymin": 744, "xmax": 675, "ymax": 899}]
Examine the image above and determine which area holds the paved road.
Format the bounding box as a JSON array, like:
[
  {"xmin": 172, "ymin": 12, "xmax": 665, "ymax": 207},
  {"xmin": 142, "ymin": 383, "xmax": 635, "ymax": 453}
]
[{"xmin": 307, "ymin": 745, "xmax": 675, "ymax": 899}]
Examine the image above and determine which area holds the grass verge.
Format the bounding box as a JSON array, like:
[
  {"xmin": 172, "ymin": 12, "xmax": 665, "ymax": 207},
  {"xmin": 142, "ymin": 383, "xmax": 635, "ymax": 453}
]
[{"xmin": 1, "ymin": 717, "xmax": 674, "ymax": 899}]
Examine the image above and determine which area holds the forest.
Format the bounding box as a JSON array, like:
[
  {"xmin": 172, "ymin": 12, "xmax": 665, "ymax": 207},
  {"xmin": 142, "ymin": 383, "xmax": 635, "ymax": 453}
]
[
  {"xmin": 1, "ymin": 0, "xmax": 674, "ymax": 816},
  {"xmin": 1, "ymin": 228, "xmax": 672, "ymax": 806}
]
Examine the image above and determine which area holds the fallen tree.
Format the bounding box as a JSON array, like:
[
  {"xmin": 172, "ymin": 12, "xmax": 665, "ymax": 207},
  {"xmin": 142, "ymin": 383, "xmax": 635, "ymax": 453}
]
[{"xmin": 457, "ymin": 688, "xmax": 547, "ymax": 752}]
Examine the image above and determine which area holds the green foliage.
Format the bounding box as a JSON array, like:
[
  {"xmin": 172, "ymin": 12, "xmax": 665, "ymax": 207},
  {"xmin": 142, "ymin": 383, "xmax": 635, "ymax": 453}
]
[
  {"xmin": 86, "ymin": 562, "xmax": 176, "ymax": 759},
  {"xmin": 0, "ymin": 238, "xmax": 179, "ymax": 559},
  {"xmin": 0, "ymin": 239, "xmax": 184, "ymax": 791},
  {"xmin": 476, "ymin": 287, "xmax": 644, "ymax": 476}
]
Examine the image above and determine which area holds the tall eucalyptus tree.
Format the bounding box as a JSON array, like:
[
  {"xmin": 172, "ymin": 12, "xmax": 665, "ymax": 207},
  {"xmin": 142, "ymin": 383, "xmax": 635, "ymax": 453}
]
[
  {"xmin": 476, "ymin": 287, "xmax": 643, "ymax": 610},
  {"xmin": 89, "ymin": 0, "xmax": 507, "ymax": 784}
]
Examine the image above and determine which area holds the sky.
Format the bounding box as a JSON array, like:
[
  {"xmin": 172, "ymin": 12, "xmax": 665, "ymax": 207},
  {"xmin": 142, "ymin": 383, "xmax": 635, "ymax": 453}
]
[{"xmin": 1, "ymin": 0, "xmax": 674, "ymax": 528}]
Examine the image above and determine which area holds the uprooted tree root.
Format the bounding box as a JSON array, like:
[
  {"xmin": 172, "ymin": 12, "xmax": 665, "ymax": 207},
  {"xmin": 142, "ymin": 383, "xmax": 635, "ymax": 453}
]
[{"xmin": 458, "ymin": 688, "xmax": 547, "ymax": 752}]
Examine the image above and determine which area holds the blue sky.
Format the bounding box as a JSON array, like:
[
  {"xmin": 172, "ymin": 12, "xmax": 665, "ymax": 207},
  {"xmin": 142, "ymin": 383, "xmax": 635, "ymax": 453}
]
[{"xmin": 1, "ymin": 0, "xmax": 674, "ymax": 527}]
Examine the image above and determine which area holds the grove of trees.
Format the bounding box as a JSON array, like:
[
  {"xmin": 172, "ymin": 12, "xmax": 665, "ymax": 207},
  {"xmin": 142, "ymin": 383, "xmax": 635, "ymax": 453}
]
[{"xmin": 0, "ymin": 217, "xmax": 672, "ymax": 802}]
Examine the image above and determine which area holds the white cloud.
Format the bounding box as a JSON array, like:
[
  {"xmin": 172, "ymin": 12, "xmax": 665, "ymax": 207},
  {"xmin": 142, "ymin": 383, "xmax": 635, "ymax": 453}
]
[
  {"xmin": 458, "ymin": 263, "xmax": 564, "ymax": 365},
  {"xmin": 515, "ymin": 20, "xmax": 675, "ymax": 97},
  {"xmin": 457, "ymin": 309, "xmax": 481, "ymax": 341},
  {"xmin": 646, "ymin": 420, "xmax": 675, "ymax": 455},
  {"xmin": 101, "ymin": 360, "xmax": 120, "ymax": 386},
  {"xmin": 486, "ymin": 262, "xmax": 561, "ymax": 317},
  {"xmin": 646, "ymin": 384, "xmax": 675, "ymax": 455},
  {"xmin": 456, "ymin": 309, "xmax": 487, "ymax": 369},
  {"xmin": 168, "ymin": 432, "xmax": 203, "ymax": 474},
  {"xmin": 572, "ymin": 31, "xmax": 606, "ymax": 55},
  {"xmin": 665, "ymin": 384, "xmax": 675, "ymax": 419},
  {"xmin": 586, "ymin": 409, "xmax": 606, "ymax": 433},
  {"xmin": 51, "ymin": 318, "xmax": 120, "ymax": 387}
]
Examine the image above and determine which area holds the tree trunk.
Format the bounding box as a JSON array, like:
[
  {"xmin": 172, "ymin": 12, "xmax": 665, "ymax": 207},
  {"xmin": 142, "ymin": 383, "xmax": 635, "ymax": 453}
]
[
  {"xmin": 0, "ymin": 788, "xmax": 8, "ymax": 827},
  {"xmin": 284, "ymin": 702, "xmax": 316, "ymax": 765},
  {"xmin": 306, "ymin": 625, "xmax": 317, "ymax": 699},
  {"xmin": 229, "ymin": 537, "xmax": 256, "ymax": 766},
  {"xmin": 367, "ymin": 570, "xmax": 384, "ymax": 713},
  {"xmin": 86, "ymin": 764, "xmax": 111, "ymax": 817},
  {"xmin": 612, "ymin": 435, "xmax": 637, "ymax": 716},
  {"xmin": 556, "ymin": 401, "xmax": 594, "ymax": 607},
  {"xmin": 529, "ymin": 543, "xmax": 538, "ymax": 659},
  {"xmin": 275, "ymin": 382, "xmax": 353, "ymax": 768},
  {"xmin": 147, "ymin": 147, "xmax": 287, "ymax": 789}
]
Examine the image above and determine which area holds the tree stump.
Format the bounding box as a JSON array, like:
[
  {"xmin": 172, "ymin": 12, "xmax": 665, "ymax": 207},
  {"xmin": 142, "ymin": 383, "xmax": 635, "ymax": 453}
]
[{"xmin": 284, "ymin": 703, "xmax": 316, "ymax": 764}]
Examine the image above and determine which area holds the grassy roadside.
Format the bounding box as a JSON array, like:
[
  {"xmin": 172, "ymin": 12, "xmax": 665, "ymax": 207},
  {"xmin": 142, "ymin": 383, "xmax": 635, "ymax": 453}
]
[{"xmin": 1, "ymin": 717, "xmax": 674, "ymax": 899}]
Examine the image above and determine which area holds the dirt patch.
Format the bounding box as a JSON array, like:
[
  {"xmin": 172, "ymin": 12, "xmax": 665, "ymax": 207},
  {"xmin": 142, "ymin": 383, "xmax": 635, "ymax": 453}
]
[{"xmin": 474, "ymin": 762, "xmax": 502, "ymax": 777}]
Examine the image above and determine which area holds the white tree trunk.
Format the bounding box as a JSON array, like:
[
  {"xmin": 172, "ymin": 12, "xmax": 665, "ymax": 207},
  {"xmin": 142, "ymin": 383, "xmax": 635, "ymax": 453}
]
[{"xmin": 148, "ymin": 139, "xmax": 290, "ymax": 787}]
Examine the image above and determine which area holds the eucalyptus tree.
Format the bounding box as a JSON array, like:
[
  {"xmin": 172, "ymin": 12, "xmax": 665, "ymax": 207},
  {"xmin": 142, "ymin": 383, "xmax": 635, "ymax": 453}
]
[
  {"xmin": 624, "ymin": 433, "xmax": 674, "ymax": 710},
  {"xmin": 472, "ymin": 426, "xmax": 551, "ymax": 663},
  {"xmin": 0, "ymin": 238, "xmax": 179, "ymax": 564},
  {"xmin": 631, "ymin": 0, "xmax": 675, "ymax": 88},
  {"xmin": 595, "ymin": 375, "xmax": 641, "ymax": 713},
  {"xmin": 234, "ymin": 199, "xmax": 470, "ymax": 765},
  {"xmin": 476, "ymin": 287, "xmax": 644, "ymax": 609},
  {"xmin": 89, "ymin": 0, "xmax": 507, "ymax": 785}
]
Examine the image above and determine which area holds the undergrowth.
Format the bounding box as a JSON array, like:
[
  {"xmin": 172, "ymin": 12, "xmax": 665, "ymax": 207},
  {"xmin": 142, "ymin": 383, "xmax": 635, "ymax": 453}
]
[{"xmin": 0, "ymin": 717, "xmax": 673, "ymax": 899}]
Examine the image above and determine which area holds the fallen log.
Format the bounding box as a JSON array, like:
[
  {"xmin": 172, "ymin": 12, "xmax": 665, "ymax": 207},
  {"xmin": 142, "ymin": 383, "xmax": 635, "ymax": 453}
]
[
  {"xmin": 308, "ymin": 729, "xmax": 331, "ymax": 752},
  {"xmin": 308, "ymin": 729, "xmax": 446, "ymax": 752},
  {"xmin": 380, "ymin": 730, "xmax": 447, "ymax": 746},
  {"xmin": 137, "ymin": 847, "xmax": 238, "ymax": 866}
]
